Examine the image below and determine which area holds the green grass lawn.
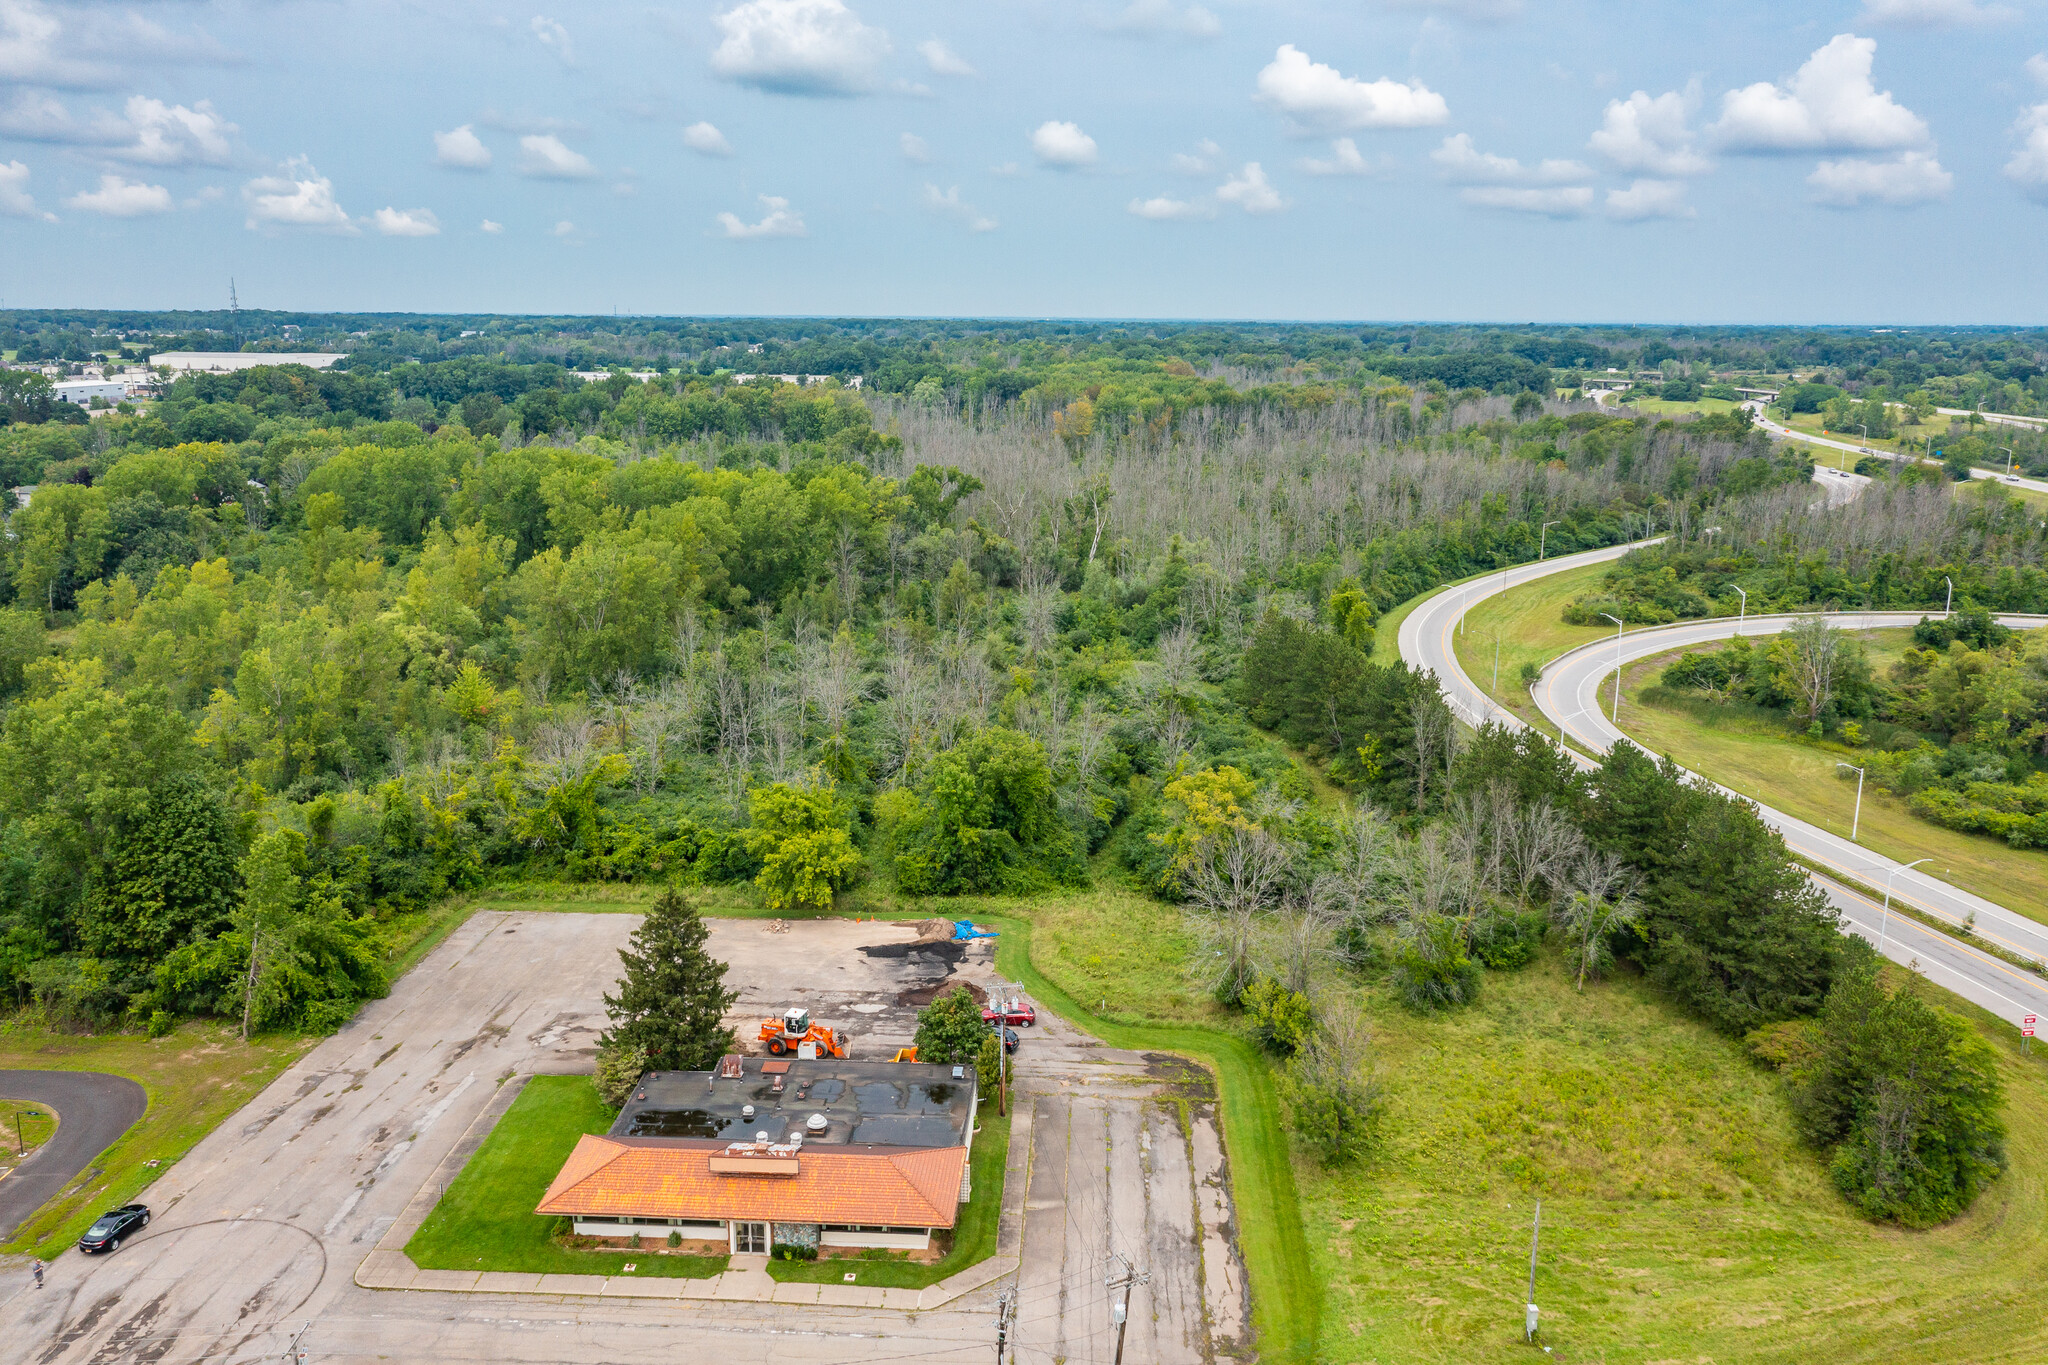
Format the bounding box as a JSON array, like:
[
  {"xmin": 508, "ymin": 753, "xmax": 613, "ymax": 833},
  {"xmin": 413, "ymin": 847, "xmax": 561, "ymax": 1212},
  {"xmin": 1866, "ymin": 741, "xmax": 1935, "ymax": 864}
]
[
  {"xmin": 1307, "ymin": 947, "xmax": 2048, "ymax": 1364},
  {"xmin": 1449, "ymin": 560, "xmax": 1614, "ymax": 736},
  {"xmin": 405, "ymin": 1074, "xmax": 726, "ymax": 1279},
  {"xmin": 1611, "ymin": 641, "xmax": 2048, "ymax": 929},
  {"xmin": 0, "ymin": 1095, "xmax": 60, "ymax": 1174},
  {"xmin": 0, "ymin": 1019, "xmax": 315, "ymax": 1257},
  {"xmin": 766, "ymin": 1106, "xmax": 1010, "ymax": 1287}
]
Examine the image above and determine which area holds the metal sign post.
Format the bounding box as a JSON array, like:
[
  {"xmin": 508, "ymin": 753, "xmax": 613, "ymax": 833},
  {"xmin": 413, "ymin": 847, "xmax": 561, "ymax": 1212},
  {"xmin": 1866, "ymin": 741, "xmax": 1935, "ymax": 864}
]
[
  {"xmin": 2025, "ymin": 1014, "xmax": 2037, "ymax": 1055},
  {"xmin": 1524, "ymin": 1200, "xmax": 1542, "ymax": 1343}
]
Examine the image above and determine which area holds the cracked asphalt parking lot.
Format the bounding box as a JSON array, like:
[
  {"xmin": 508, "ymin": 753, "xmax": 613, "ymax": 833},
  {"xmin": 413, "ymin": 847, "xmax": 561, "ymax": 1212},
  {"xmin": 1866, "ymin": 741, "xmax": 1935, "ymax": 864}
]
[{"xmin": 0, "ymin": 911, "xmax": 1246, "ymax": 1364}]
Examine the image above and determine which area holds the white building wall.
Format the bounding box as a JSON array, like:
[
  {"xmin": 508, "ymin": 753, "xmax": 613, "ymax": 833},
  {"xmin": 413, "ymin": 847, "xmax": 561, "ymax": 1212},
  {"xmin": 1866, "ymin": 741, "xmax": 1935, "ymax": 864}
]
[{"xmin": 819, "ymin": 1228, "xmax": 933, "ymax": 1251}]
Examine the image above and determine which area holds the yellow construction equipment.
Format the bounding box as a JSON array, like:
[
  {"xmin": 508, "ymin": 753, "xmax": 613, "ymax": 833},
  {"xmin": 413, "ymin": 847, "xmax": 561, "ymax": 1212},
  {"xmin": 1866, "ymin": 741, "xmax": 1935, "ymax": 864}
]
[{"xmin": 890, "ymin": 1046, "xmax": 919, "ymax": 1063}]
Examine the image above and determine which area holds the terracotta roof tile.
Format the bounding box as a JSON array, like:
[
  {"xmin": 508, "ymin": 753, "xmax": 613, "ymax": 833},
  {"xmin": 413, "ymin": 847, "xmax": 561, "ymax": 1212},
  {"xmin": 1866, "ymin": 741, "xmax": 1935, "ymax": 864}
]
[{"xmin": 535, "ymin": 1136, "xmax": 968, "ymax": 1229}]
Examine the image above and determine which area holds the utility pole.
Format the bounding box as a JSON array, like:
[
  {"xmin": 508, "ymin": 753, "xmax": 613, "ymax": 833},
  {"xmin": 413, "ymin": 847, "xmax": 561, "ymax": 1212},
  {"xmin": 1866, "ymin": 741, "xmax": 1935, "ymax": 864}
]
[
  {"xmin": 1106, "ymin": 1253, "xmax": 1151, "ymax": 1365},
  {"xmin": 992, "ymin": 1287, "xmax": 1016, "ymax": 1364},
  {"xmin": 1524, "ymin": 1200, "xmax": 1542, "ymax": 1343},
  {"xmin": 282, "ymin": 1320, "xmax": 311, "ymax": 1363}
]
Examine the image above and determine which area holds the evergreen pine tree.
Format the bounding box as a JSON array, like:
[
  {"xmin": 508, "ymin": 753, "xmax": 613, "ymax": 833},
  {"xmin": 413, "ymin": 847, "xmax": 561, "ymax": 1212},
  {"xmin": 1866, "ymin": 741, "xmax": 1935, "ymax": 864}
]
[{"xmin": 598, "ymin": 888, "xmax": 738, "ymax": 1071}]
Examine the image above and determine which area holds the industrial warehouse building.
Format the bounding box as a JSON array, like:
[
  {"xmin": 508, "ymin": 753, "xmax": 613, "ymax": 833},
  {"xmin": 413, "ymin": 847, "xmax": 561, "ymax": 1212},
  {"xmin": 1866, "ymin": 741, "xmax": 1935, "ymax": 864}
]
[
  {"xmin": 536, "ymin": 1056, "xmax": 980, "ymax": 1257},
  {"xmin": 147, "ymin": 352, "xmax": 347, "ymax": 373}
]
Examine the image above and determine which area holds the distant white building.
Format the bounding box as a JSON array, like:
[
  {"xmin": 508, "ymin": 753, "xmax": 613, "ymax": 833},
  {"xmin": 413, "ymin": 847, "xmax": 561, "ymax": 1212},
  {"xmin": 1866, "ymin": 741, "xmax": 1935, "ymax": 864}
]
[
  {"xmin": 53, "ymin": 379, "xmax": 126, "ymax": 406},
  {"xmin": 571, "ymin": 370, "xmax": 658, "ymax": 383},
  {"xmin": 148, "ymin": 352, "xmax": 347, "ymax": 373}
]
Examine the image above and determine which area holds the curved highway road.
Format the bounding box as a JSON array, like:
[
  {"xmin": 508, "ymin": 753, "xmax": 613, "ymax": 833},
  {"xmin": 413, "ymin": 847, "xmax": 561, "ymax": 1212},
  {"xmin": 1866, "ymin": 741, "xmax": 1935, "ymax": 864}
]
[
  {"xmin": 1399, "ymin": 543, "xmax": 2048, "ymax": 1026},
  {"xmin": 1748, "ymin": 403, "xmax": 2048, "ymax": 499},
  {"xmin": 0, "ymin": 1071, "xmax": 147, "ymax": 1243}
]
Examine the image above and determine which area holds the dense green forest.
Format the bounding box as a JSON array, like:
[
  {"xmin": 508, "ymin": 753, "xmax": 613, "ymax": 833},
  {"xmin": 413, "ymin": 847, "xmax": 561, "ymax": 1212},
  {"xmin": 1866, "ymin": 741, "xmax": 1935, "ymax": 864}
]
[{"xmin": 0, "ymin": 321, "xmax": 2019, "ymax": 1228}]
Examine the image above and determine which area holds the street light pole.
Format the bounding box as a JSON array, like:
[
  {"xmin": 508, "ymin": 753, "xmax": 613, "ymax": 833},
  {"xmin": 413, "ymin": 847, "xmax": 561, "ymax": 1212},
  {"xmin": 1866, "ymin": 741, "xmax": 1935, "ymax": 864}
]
[
  {"xmin": 1997, "ymin": 446, "xmax": 2015, "ymax": 476},
  {"xmin": 1835, "ymin": 761, "xmax": 1866, "ymax": 841},
  {"xmin": 1945, "ymin": 576, "xmax": 1953, "ymax": 618},
  {"xmin": 1878, "ymin": 858, "xmax": 1932, "ymax": 958},
  {"xmin": 1733, "ymin": 585, "xmax": 1747, "ymax": 624},
  {"xmin": 1539, "ymin": 520, "xmax": 1559, "ymax": 561},
  {"xmin": 1599, "ymin": 613, "xmax": 1624, "ymax": 718}
]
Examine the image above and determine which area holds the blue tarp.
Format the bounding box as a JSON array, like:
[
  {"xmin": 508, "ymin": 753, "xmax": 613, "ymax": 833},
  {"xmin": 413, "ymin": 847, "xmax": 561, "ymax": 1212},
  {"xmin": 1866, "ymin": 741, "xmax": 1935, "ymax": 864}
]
[{"xmin": 952, "ymin": 920, "xmax": 999, "ymax": 940}]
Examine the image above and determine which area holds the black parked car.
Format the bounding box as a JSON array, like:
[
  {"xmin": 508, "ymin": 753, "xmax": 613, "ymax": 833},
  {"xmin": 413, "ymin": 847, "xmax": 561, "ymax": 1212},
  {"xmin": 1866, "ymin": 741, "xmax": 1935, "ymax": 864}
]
[
  {"xmin": 78, "ymin": 1204, "xmax": 150, "ymax": 1254},
  {"xmin": 990, "ymin": 1024, "xmax": 1020, "ymax": 1055}
]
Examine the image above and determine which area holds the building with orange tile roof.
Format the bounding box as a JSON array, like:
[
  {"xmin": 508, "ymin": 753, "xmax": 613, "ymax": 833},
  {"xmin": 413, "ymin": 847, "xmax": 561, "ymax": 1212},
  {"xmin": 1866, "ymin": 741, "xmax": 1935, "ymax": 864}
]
[{"xmin": 536, "ymin": 1055, "xmax": 980, "ymax": 1255}]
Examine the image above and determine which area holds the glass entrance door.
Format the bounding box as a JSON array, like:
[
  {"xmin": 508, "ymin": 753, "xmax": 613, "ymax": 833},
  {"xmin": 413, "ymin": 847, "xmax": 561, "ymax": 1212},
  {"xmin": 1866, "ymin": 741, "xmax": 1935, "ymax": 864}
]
[{"xmin": 734, "ymin": 1221, "xmax": 768, "ymax": 1254}]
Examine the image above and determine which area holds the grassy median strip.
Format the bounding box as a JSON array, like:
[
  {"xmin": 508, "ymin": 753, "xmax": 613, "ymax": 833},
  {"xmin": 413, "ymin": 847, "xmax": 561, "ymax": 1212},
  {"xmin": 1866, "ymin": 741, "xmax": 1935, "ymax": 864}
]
[
  {"xmin": 406, "ymin": 1075, "xmax": 726, "ymax": 1279},
  {"xmin": 0, "ymin": 1020, "xmax": 314, "ymax": 1258},
  {"xmin": 1610, "ymin": 648, "xmax": 2048, "ymax": 927},
  {"xmin": 765, "ymin": 1108, "xmax": 1010, "ymax": 1287}
]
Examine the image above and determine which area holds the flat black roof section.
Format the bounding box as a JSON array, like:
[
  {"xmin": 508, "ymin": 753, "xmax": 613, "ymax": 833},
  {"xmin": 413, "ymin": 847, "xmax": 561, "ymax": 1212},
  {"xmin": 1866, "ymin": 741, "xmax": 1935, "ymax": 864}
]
[{"xmin": 612, "ymin": 1057, "xmax": 978, "ymax": 1149}]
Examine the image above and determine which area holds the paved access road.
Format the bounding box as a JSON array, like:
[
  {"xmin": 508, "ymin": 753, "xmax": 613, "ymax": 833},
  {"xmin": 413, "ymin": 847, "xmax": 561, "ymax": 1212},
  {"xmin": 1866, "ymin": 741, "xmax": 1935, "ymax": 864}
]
[
  {"xmin": 1399, "ymin": 540, "xmax": 2048, "ymax": 1028},
  {"xmin": 0, "ymin": 1073, "xmax": 147, "ymax": 1243}
]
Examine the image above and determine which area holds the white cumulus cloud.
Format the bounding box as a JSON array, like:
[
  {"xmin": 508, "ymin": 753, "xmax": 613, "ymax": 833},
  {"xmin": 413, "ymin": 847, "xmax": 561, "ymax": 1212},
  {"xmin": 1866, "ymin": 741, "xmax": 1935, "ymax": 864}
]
[
  {"xmin": 516, "ymin": 133, "xmax": 595, "ymax": 179},
  {"xmin": 917, "ymin": 38, "xmax": 975, "ymax": 75},
  {"xmin": 1432, "ymin": 132, "xmax": 1591, "ymax": 185},
  {"xmin": 1457, "ymin": 185, "xmax": 1594, "ymax": 217},
  {"xmin": 1298, "ymin": 138, "xmax": 1382, "ymax": 175},
  {"xmin": 717, "ymin": 193, "xmax": 806, "ymax": 237},
  {"xmin": 551, "ymin": 219, "xmax": 575, "ymax": 236},
  {"xmin": 1807, "ymin": 149, "xmax": 1952, "ymax": 206},
  {"xmin": 2006, "ymin": 102, "xmax": 2048, "ymax": 201},
  {"xmin": 109, "ymin": 96, "xmax": 234, "ymax": 167},
  {"xmin": 683, "ymin": 121, "xmax": 734, "ymax": 156},
  {"xmin": 1127, "ymin": 194, "xmax": 1213, "ymax": 220},
  {"xmin": 531, "ymin": 15, "xmax": 574, "ymax": 65},
  {"xmin": 1712, "ymin": 34, "xmax": 1930, "ymax": 153},
  {"xmin": 0, "ymin": 0, "xmax": 114, "ymax": 88},
  {"xmin": 372, "ymin": 205, "xmax": 441, "ymax": 236},
  {"xmin": 1858, "ymin": 0, "xmax": 2015, "ymax": 24},
  {"xmin": 711, "ymin": 0, "xmax": 890, "ymax": 97},
  {"xmin": 1605, "ymin": 179, "xmax": 1694, "ymax": 220},
  {"xmin": 243, "ymin": 158, "xmax": 355, "ymax": 233},
  {"xmin": 900, "ymin": 132, "xmax": 931, "ymax": 163},
  {"xmin": 1216, "ymin": 161, "xmax": 1287, "ymax": 212},
  {"xmin": 1254, "ymin": 44, "xmax": 1448, "ymax": 136},
  {"xmin": 922, "ymin": 183, "xmax": 995, "ymax": 231},
  {"xmin": 2030, "ymin": 53, "xmax": 2048, "ymax": 87},
  {"xmin": 1100, "ymin": 0, "xmax": 1221, "ymax": 39},
  {"xmin": 0, "ymin": 92, "xmax": 235, "ymax": 167},
  {"xmin": 435, "ymin": 124, "xmax": 492, "ymax": 170},
  {"xmin": 64, "ymin": 172, "xmax": 170, "ymax": 216},
  {"xmin": 0, "ymin": 159, "xmax": 54, "ymax": 220},
  {"xmin": 480, "ymin": 218, "xmax": 504, "ymax": 233},
  {"xmin": 1171, "ymin": 139, "xmax": 1223, "ymax": 174},
  {"xmin": 1590, "ymin": 89, "xmax": 1710, "ymax": 176},
  {"xmin": 1031, "ymin": 120, "xmax": 1098, "ymax": 167}
]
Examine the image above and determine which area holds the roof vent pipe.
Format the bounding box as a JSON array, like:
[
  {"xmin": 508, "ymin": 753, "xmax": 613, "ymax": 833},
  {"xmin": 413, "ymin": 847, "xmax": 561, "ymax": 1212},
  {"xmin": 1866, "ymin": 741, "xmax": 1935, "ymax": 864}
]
[
  {"xmin": 806, "ymin": 1112, "xmax": 828, "ymax": 1133},
  {"xmin": 742, "ymin": 1104, "xmax": 755, "ymax": 1120}
]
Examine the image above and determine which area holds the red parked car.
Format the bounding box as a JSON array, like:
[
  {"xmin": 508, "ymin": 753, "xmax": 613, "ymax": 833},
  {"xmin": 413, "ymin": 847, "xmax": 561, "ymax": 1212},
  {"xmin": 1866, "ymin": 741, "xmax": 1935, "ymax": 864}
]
[{"xmin": 982, "ymin": 997, "xmax": 1036, "ymax": 1027}]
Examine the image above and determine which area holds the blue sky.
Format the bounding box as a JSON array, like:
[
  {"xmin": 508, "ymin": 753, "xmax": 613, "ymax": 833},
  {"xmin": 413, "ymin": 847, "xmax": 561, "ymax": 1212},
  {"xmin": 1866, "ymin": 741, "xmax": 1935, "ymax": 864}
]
[{"xmin": 2, "ymin": 0, "xmax": 2045, "ymax": 321}]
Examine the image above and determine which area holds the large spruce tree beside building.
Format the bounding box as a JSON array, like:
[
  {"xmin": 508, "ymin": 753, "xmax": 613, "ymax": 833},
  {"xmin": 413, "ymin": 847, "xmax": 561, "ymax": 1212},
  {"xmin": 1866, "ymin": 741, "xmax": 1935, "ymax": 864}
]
[{"xmin": 598, "ymin": 889, "xmax": 738, "ymax": 1071}]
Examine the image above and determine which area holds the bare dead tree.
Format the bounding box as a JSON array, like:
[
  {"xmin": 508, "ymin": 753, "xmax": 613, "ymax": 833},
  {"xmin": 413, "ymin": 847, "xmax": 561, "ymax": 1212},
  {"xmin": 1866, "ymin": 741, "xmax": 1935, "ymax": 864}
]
[
  {"xmin": 1550, "ymin": 847, "xmax": 1644, "ymax": 989},
  {"xmin": 1184, "ymin": 825, "xmax": 1296, "ymax": 1002},
  {"xmin": 1782, "ymin": 616, "xmax": 1846, "ymax": 722}
]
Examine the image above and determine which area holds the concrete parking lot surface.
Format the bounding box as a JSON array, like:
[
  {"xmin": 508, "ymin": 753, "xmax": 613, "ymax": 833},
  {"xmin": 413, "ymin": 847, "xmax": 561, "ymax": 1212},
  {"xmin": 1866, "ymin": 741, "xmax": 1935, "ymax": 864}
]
[{"xmin": 0, "ymin": 911, "xmax": 1249, "ymax": 1364}]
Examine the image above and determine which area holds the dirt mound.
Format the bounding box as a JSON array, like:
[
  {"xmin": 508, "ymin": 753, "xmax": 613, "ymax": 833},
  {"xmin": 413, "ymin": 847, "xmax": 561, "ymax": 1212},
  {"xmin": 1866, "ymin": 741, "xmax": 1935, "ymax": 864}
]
[
  {"xmin": 896, "ymin": 979, "xmax": 988, "ymax": 1009},
  {"xmin": 896, "ymin": 917, "xmax": 959, "ymax": 946}
]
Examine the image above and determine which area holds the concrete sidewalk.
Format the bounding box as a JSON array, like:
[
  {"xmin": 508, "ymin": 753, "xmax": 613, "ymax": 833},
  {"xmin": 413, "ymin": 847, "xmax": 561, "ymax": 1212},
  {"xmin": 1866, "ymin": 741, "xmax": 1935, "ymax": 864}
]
[{"xmin": 354, "ymin": 1070, "xmax": 1029, "ymax": 1311}]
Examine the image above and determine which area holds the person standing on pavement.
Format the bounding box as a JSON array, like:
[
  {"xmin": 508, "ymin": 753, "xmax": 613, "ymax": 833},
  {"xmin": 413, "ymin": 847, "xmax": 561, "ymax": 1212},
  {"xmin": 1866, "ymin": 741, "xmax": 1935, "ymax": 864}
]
[{"xmin": 32, "ymin": 1258, "xmax": 44, "ymax": 1288}]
